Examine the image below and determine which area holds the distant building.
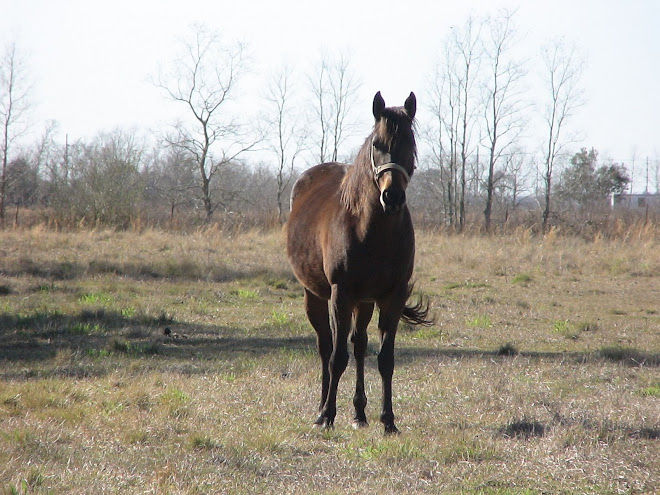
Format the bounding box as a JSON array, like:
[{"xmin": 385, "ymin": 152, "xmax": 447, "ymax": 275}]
[{"xmin": 612, "ymin": 193, "xmax": 660, "ymax": 210}]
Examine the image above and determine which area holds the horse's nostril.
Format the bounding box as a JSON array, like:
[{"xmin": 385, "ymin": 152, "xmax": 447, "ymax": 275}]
[{"xmin": 383, "ymin": 189, "xmax": 406, "ymax": 206}]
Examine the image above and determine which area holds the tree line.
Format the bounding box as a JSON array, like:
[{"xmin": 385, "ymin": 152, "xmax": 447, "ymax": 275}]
[{"xmin": 1, "ymin": 14, "xmax": 657, "ymax": 233}]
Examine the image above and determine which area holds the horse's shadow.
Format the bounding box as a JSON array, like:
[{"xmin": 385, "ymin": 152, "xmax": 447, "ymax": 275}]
[{"xmin": 1, "ymin": 309, "xmax": 658, "ymax": 380}]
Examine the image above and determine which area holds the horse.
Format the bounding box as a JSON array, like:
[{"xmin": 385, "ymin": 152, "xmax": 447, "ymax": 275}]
[{"xmin": 286, "ymin": 91, "xmax": 432, "ymax": 434}]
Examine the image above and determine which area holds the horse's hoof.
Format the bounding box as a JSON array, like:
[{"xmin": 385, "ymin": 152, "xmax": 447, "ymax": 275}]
[
  {"xmin": 384, "ymin": 423, "xmax": 400, "ymax": 435},
  {"xmin": 313, "ymin": 416, "xmax": 334, "ymax": 429},
  {"xmin": 352, "ymin": 419, "xmax": 369, "ymax": 429}
]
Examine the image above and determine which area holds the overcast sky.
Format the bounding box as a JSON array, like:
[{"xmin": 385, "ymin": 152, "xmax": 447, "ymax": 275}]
[{"xmin": 3, "ymin": 0, "xmax": 660, "ymax": 191}]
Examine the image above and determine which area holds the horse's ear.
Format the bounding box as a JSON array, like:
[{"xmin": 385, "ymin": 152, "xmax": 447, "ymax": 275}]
[
  {"xmin": 373, "ymin": 91, "xmax": 386, "ymax": 120},
  {"xmin": 404, "ymin": 92, "xmax": 416, "ymax": 119}
]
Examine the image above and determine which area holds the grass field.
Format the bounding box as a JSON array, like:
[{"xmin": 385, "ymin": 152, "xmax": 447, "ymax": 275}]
[{"xmin": 0, "ymin": 226, "xmax": 658, "ymax": 494}]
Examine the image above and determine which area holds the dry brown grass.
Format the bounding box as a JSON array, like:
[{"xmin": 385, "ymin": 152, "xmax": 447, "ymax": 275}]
[{"xmin": 0, "ymin": 227, "xmax": 658, "ymax": 494}]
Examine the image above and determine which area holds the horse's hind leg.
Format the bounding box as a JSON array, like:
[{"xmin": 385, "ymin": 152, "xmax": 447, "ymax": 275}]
[
  {"xmin": 351, "ymin": 302, "xmax": 374, "ymax": 428},
  {"xmin": 304, "ymin": 289, "xmax": 332, "ymax": 425},
  {"xmin": 377, "ymin": 289, "xmax": 407, "ymax": 435}
]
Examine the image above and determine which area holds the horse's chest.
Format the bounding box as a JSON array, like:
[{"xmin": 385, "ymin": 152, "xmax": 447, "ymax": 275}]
[{"xmin": 332, "ymin": 243, "xmax": 412, "ymax": 299}]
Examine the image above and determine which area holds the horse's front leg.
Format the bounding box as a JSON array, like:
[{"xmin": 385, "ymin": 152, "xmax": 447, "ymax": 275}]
[
  {"xmin": 352, "ymin": 302, "xmax": 374, "ymax": 428},
  {"xmin": 377, "ymin": 291, "xmax": 406, "ymax": 434},
  {"xmin": 320, "ymin": 284, "xmax": 354, "ymax": 428}
]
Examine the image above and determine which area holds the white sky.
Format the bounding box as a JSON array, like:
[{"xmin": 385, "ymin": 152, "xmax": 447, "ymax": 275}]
[{"xmin": 3, "ymin": 0, "xmax": 660, "ymax": 191}]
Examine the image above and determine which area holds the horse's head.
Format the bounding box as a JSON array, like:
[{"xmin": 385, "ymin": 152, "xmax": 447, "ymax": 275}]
[{"xmin": 371, "ymin": 91, "xmax": 417, "ymax": 214}]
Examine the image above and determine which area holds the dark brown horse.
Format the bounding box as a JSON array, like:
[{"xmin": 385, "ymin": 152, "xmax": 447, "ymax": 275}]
[{"xmin": 287, "ymin": 91, "xmax": 431, "ymax": 434}]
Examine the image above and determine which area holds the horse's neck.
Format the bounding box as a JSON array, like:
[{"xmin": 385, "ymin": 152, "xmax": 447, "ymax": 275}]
[
  {"xmin": 341, "ymin": 157, "xmax": 407, "ymax": 240},
  {"xmin": 340, "ymin": 157, "xmax": 379, "ymax": 217}
]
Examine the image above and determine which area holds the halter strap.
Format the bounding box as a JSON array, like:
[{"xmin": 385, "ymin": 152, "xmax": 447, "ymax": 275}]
[
  {"xmin": 370, "ymin": 140, "xmax": 410, "ymax": 183},
  {"xmin": 373, "ymin": 162, "xmax": 411, "ymax": 182}
]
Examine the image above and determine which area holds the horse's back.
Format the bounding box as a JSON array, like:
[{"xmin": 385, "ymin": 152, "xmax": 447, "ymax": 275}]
[{"xmin": 289, "ymin": 162, "xmax": 346, "ymax": 212}]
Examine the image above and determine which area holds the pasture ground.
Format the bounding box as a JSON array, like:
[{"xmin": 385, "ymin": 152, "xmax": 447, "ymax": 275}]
[{"xmin": 0, "ymin": 227, "xmax": 658, "ymax": 494}]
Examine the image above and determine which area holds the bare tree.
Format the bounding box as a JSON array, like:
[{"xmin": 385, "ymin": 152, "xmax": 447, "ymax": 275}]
[
  {"xmin": 148, "ymin": 146, "xmax": 197, "ymax": 223},
  {"xmin": 308, "ymin": 52, "xmax": 361, "ymax": 164},
  {"xmin": 264, "ymin": 66, "xmax": 305, "ymax": 222},
  {"xmin": 0, "ymin": 42, "xmax": 31, "ymax": 226},
  {"xmin": 493, "ymin": 148, "xmax": 533, "ymax": 223},
  {"xmin": 74, "ymin": 130, "xmax": 145, "ymax": 227},
  {"xmin": 44, "ymin": 133, "xmax": 80, "ymax": 226},
  {"xmin": 454, "ymin": 17, "xmax": 482, "ymax": 230},
  {"xmin": 508, "ymin": 150, "xmax": 533, "ymax": 209},
  {"xmin": 154, "ymin": 25, "xmax": 257, "ymax": 221},
  {"xmin": 426, "ymin": 16, "xmax": 482, "ymax": 229},
  {"xmin": 425, "ymin": 63, "xmax": 455, "ymax": 226},
  {"xmin": 481, "ymin": 9, "xmax": 526, "ymax": 231},
  {"xmin": 6, "ymin": 155, "xmax": 38, "ymax": 225},
  {"xmin": 540, "ymin": 38, "xmax": 584, "ymax": 230},
  {"xmin": 5, "ymin": 122, "xmax": 59, "ymax": 225}
]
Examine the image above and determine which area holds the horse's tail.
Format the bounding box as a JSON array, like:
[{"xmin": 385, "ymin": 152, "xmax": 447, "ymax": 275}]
[{"xmin": 401, "ymin": 283, "xmax": 434, "ymax": 327}]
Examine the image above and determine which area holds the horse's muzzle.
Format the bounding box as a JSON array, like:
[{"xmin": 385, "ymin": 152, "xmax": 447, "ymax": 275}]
[{"xmin": 380, "ymin": 189, "xmax": 406, "ymax": 214}]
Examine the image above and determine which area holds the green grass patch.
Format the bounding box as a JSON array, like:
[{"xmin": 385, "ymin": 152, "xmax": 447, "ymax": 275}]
[
  {"xmin": 344, "ymin": 438, "xmax": 423, "ymax": 462},
  {"xmin": 320, "ymin": 428, "xmax": 346, "ymax": 442},
  {"xmin": 160, "ymin": 387, "xmax": 191, "ymax": 419},
  {"xmin": 87, "ymin": 348, "xmax": 112, "ymax": 358},
  {"xmin": 639, "ymin": 385, "xmax": 660, "ymax": 397},
  {"xmin": 442, "ymin": 438, "xmax": 498, "ymax": 464},
  {"xmin": 109, "ymin": 338, "xmax": 159, "ymax": 356},
  {"xmin": 121, "ymin": 306, "xmax": 137, "ymax": 318},
  {"xmin": 553, "ymin": 320, "xmax": 580, "ymax": 340},
  {"xmin": 445, "ymin": 281, "xmax": 490, "ymax": 290},
  {"xmin": 606, "ymin": 258, "xmax": 628, "ymax": 276},
  {"xmin": 231, "ymin": 288, "xmax": 259, "ymax": 299},
  {"xmin": 467, "ymin": 315, "xmax": 493, "ymax": 328},
  {"xmin": 266, "ymin": 278, "xmax": 289, "ymax": 290},
  {"xmin": 79, "ymin": 291, "xmax": 114, "ymax": 304},
  {"xmin": 410, "ymin": 327, "xmax": 445, "ymax": 340},
  {"xmin": 512, "ymin": 273, "xmax": 533, "ymax": 286},
  {"xmin": 271, "ymin": 310, "xmax": 289, "ymax": 325},
  {"xmin": 552, "ymin": 319, "xmax": 597, "ymax": 340},
  {"xmin": 5, "ymin": 467, "xmax": 46, "ymax": 495},
  {"xmin": 125, "ymin": 429, "xmax": 149, "ymax": 445},
  {"xmin": 65, "ymin": 322, "xmax": 103, "ymax": 335},
  {"xmin": 189, "ymin": 434, "xmax": 219, "ymax": 450},
  {"xmin": 102, "ymin": 399, "xmax": 126, "ymax": 415}
]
